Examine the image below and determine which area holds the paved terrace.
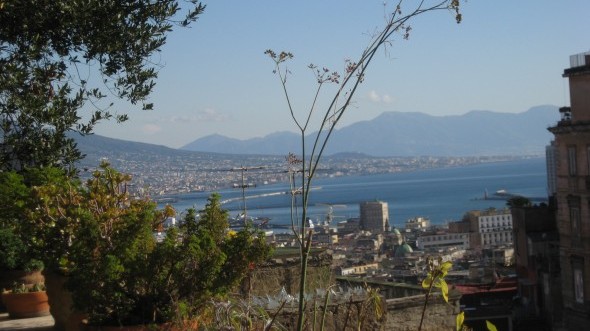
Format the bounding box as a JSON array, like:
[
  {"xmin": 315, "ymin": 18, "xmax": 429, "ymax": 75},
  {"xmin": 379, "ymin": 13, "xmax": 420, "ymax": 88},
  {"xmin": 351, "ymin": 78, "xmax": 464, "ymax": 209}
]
[{"xmin": 0, "ymin": 313, "xmax": 54, "ymax": 330}]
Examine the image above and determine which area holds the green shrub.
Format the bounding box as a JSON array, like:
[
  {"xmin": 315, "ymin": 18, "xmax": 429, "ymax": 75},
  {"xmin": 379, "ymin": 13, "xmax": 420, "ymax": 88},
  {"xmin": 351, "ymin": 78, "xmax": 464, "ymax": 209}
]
[
  {"xmin": 27, "ymin": 162, "xmax": 272, "ymax": 326},
  {"xmin": 0, "ymin": 228, "xmax": 27, "ymax": 271}
]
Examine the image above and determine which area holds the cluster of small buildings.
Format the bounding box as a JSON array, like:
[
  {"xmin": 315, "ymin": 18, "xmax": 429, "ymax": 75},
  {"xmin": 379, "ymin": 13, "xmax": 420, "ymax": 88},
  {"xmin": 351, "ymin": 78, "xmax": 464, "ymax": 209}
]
[
  {"xmin": 262, "ymin": 196, "xmax": 521, "ymax": 329},
  {"xmin": 267, "ymin": 198, "xmax": 516, "ymax": 279}
]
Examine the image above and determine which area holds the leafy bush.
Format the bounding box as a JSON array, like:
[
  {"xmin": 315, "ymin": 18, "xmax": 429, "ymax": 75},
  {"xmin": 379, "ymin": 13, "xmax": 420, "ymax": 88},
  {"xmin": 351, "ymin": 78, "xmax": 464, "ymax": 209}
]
[
  {"xmin": 27, "ymin": 162, "xmax": 271, "ymax": 326},
  {"xmin": 24, "ymin": 166, "xmax": 85, "ymax": 272},
  {"xmin": 0, "ymin": 228, "xmax": 27, "ymax": 271},
  {"xmin": 0, "ymin": 168, "xmax": 66, "ymax": 273}
]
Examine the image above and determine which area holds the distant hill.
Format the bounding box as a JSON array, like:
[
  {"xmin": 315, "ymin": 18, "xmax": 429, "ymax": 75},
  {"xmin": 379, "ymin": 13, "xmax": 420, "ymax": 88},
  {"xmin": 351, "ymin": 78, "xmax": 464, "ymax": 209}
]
[
  {"xmin": 182, "ymin": 132, "xmax": 300, "ymax": 156},
  {"xmin": 73, "ymin": 133, "xmax": 186, "ymax": 157},
  {"xmin": 71, "ymin": 132, "xmax": 275, "ymax": 170},
  {"xmin": 181, "ymin": 106, "xmax": 559, "ymax": 157},
  {"xmin": 71, "ymin": 133, "xmax": 216, "ymax": 170}
]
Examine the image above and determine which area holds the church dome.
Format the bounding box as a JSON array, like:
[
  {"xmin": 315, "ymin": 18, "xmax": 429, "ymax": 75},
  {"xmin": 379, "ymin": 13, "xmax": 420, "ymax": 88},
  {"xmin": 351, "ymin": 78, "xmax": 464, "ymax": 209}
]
[{"xmin": 394, "ymin": 242, "xmax": 414, "ymax": 257}]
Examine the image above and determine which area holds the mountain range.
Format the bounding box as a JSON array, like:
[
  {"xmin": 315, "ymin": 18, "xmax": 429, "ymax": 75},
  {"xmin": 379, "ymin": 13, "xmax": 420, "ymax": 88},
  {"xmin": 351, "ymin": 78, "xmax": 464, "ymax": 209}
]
[{"xmin": 181, "ymin": 105, "xmax": 559, "ymax": 157}]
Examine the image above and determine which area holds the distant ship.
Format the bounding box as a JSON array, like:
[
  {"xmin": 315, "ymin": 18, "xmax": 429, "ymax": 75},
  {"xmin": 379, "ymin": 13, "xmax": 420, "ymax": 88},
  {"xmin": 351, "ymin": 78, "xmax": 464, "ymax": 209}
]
[
  {"xmin": 481, "ymin": 189, "xmax": 547, "ymax": 202},
  {"xmin": 154, "ymin": 197, "xmax": 178, "ymax": 204},
  {"xmin": 482, "ymin": 189, "xmax": 519, "ymax": 200},
  {"xmin": 493, "ymin": 189, "xmax": 512, "ymax": 197}
]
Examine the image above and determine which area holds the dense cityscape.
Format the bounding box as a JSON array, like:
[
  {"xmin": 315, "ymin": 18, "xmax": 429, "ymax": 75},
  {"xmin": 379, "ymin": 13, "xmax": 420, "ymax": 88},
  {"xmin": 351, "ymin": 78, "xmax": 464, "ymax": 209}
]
[{"xmin": 78, "ymin": 150, "xmax": 535, "ymax": 197}]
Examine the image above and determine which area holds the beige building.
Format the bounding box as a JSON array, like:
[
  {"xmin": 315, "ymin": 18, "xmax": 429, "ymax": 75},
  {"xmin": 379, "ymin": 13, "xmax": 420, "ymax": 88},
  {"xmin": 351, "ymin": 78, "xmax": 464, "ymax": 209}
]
[{"xmin": 548, "ymin": 50, "xmax": 590, "ymax": 330}]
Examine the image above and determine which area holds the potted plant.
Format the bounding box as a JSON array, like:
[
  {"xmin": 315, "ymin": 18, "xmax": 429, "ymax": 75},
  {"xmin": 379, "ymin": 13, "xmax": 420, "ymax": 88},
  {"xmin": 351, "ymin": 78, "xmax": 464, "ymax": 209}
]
[
  {"xmin": 27, "ymin": 162, "xmax": 272, "ymax": 329},
  {"xmin": 0, "ymin": 171, "xmax": 45, "ymax": 310},
  {"xmin": 1, "ymin": 282, "xmax": 50, "ymax": 319},
  {"xmin": 0, "ymin": 228, "xmax": 45, "ymax": 292},
  {"xmin": 9, "ymin": 166, "xmax": 85, "ymax": 330}
]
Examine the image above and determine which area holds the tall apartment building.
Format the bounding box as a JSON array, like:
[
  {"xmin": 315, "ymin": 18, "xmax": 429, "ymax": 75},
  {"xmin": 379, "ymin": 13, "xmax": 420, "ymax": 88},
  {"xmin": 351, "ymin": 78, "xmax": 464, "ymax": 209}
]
[
  {"xmin": 478, "ymin": 209, "xmax": 513, "ymax": 249},
  {"xmin": 547, "ymin": 50, "xmax": 590, "ymax": 330},
  {"xmin": 359, "ymin": 200, "xmax": 390, "ymax": 233}
]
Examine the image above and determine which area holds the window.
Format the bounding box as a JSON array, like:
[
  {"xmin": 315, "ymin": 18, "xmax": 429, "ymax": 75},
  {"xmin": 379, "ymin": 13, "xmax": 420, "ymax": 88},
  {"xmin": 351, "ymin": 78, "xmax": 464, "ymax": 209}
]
[
  {"xmin": 573, "ymin": 258, "xmax": 585, "ymax": 304},
  {"xmin": 575, "ymin": 269, "xmax": 584, "ymax": 303},
  {"xmin": 572, "ymin": 207, "xmax": 580, "ymax": 231},
  {"xmin": 569, "ymin": 196, "xmax": 582, "ymax": 246},
  {"xmin": 569, "ymin": 146, "xmax": 578, "ymax": 176}
]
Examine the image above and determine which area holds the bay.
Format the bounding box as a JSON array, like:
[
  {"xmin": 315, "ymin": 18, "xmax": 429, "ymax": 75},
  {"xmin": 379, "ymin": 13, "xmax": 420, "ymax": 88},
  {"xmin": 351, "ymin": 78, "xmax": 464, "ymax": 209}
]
[{"xmin": 168, "ymin": 157, "xmax": 548, "ymax": 227}]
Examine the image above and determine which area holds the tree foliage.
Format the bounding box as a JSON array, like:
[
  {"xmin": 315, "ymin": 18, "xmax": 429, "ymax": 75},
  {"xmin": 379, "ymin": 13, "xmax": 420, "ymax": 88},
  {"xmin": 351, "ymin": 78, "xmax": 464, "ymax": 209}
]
[
  {"xmin": 0, "ymin": 170, "xmax": 28, "ymax": 224},
  {"xmin": 0, "ymin": 0, "xmax": 205, "ymax": 171},
  {"xmin": 0, "ymin": 168, "xmax": 59, "ymax": 271},
  {"xmin": 25, "ymin": 164, "xmax": 271, "ymax": 326},
  {"xmin": 506, "ymin": 196, "xmax": 532, "ymax": 208}
]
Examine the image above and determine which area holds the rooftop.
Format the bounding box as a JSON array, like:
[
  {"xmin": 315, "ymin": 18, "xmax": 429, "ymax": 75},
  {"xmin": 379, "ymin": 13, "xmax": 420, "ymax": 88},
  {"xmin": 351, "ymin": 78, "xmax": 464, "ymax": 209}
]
[
  {"xmin": 570, "ymin": 51, "xmax": 590, "ymax": 68},
  {"xmin": 564, "ymin": 51, "xmax": 590, "ymax": 76}
]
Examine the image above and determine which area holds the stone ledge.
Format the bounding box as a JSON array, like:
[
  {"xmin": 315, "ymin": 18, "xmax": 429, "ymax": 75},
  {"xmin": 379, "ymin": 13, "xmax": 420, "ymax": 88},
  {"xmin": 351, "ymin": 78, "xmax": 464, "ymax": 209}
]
[{"xmin": 0, "ymin": 312, "xmax": 54, "ymax": 330}]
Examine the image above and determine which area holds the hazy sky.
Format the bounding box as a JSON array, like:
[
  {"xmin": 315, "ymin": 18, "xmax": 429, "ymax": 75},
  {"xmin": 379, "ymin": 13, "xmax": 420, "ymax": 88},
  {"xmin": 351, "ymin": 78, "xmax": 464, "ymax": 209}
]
[{"xmin": 91, "ymin": 1, "xmax": 590, "ymax": 148}]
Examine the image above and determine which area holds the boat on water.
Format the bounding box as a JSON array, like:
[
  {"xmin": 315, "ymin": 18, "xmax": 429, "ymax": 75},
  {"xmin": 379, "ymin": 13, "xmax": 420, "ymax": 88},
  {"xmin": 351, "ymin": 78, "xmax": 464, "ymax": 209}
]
[
  {"xmin": 480, "ymin": 189, "xmax": 547, "ymax": 202},
  {"xmin": 493, "ymin": 189, "xmax": 511, "ymax": 197},
  {"xmin": 479, "ymin": 189, "xmax": 518, "ymax": 200},
  {"xmin": 154, "ymin": 197, "xmax": 179, "ymax": 204}
]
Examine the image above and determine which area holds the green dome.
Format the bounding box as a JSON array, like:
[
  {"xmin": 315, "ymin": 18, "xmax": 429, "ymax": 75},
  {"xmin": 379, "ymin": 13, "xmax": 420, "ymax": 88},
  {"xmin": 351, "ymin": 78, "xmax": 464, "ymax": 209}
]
[
  {"xmin": 392, "ymin": 228, "xmax": 401, "ymax": 235},
  {"xmin": 394, "ymin": 243, "xmax": 413, "ymax": 257}
]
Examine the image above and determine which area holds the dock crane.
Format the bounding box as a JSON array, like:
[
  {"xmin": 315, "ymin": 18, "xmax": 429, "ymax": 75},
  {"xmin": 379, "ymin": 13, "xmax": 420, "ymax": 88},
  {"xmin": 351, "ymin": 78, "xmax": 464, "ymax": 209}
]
[
  {"xmin": 316, "ymin": 203, "xmax": 347, "ymax": 226},
  {"xmin": 230, "ymin": 165, "xmax": 266, "ymax": 224}
]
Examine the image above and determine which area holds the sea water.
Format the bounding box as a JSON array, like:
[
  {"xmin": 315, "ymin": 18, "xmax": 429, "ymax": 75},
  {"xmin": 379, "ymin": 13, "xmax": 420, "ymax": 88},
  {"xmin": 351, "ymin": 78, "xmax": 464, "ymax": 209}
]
[{"xmin": 168, "ymin": 157, "xmax": 548, "ymax": 227}]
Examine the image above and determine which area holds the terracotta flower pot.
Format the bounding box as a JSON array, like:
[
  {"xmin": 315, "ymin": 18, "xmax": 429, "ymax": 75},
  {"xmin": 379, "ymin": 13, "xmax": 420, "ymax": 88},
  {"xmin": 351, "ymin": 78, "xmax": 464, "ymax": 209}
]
[
  {"xmin": 1, "ymin": 290, "xmax": 50, "ymax": 319},
  {"xmin": 0, "ymin": 269, "xmax": 44, "ymax": 311},
  {"xmin": 43, "ymin": 269, "xmax": 87, "ymax": 331}
]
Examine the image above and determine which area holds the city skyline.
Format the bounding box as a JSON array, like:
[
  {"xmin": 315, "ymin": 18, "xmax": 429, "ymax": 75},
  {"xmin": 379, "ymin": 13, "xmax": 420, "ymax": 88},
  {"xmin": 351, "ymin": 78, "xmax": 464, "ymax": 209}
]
[{"xmin": 90, "ymin": 1, "xmax": 590, "ymax": 148}]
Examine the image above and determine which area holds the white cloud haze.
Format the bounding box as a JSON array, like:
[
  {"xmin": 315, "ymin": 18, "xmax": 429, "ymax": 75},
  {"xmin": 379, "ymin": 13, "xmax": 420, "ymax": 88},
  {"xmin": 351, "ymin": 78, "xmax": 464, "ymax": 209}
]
[
  {"xmin": 368, "ymin": 90, "xmax": 393, "ymax": 104},
  {"xmin": 167, "ymin": 108, "xmax": 230, "ymax": 123},
  {"xmin": 142, "ymin": 123, "xmax": 162, "ymax": 135}
]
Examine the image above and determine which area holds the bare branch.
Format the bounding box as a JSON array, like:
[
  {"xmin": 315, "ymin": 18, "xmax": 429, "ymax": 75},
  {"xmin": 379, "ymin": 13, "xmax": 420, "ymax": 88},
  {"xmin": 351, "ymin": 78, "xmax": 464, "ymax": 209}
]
[{"xmin": 266, "ymin": 2, "xmax": 463, "ymax": 329}]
